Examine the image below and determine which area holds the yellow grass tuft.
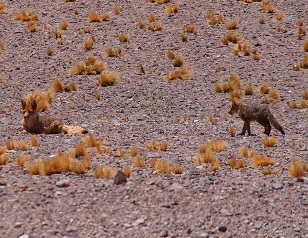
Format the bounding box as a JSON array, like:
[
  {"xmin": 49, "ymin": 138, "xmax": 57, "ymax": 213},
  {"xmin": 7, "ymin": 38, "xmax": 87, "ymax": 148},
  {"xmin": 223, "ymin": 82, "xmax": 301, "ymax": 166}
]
[
  {"xmin": 30, "ymin": 136, "xmax": 40, "ymax": 146},
  {"xmin": 230, "ymin": 126, "xmax": 236, "ymax": 137},
  {"xmin": 184, "ymin": 25, "xmax": 197, "ymax": 35},
  {"xmin": 239, "ymin": 146, "xmax": 249, "ymax": 158},
  {"xmin": 0, "ymin": 3, "xmax": 6, "ymax": 14},
  {"xmin": 0, "ymin": 147, "xmax": 6, "ymax": 155},
  {"xmin": 301, "ymin": 89, "xmax": 308, "ymax": 100},
  {"xmin": 245, "ymin": 84, "xmax": 254, "ymax": 95},
  {"xmin": 138, "ymin": 20, "xmax": 146, "ymax": 30},
  {"xmin": 14, "ymin": 140, "xmax": 28, "ymax": 150},
  {"xmin": 166, "ymin": 50, "xmax": 176, "ymax": 60},
  {"xmin": 130, "ymin": 146, "xmax": 138, "ymax": 157},
  {"xmin": 181, "ymin": 33, "xmax": 188, "ymax": 42},
  {"xmin": 4, "ymin": 140, "xmax": 15, "ymax": 150},
  {"xmin": 0, "ymin": 154, "xmax": 9, "ymax": 165},
  {"xmin": 165, "ymin": 3, "xmax": 179, "ymax": 14},
  {"xmin": 148, "ymin": 13, "xmax": 156, "ymax": 22},
  {"xmin": 132, "ymin": 157, "xmax": 145, "ymax": 167},
  {"xmin": 262, "ymin": 1, "xmax": 275, "ymax": 13},
  {"xmin": 228, "ymin": 156, "xmax": 245, "ymax": 169},
  {"xmin": 288, "ymin": 161, "xmax": 307, "ymax": 178},
  {"xmin": 46, "ymin": 48, "xmax": 53, "ymax": 56},
  {"xmin": 26, "ymin": 20, "xmax": 38, "ymax": 32},
  {"xmin": 252, "ymin": 154, "xmax": 275, "ymax": 166},
  {"xmin": 83, "ymin": 26, "xmax": 93, "ymax": 33},
  {"xmin": 13, "ymin": 9, "xmax": 39, "ymax": 21},
  {"xmin": 83, "ymin": 37, "xmax": 94, "ymax": 50},
  {"xmin": 259, "ymin": 83, "xmax": 271, "ymax": 94},
  {"xmin": 299, "ymin": 54, "xmax": 308, "ymax": 69},
  {"xmin": 41, "ymin": 153, "xmax": 70, "ymax": 175},
  {"xmin": 119, "ymin": 34, "xmax": 129, "ymax": 42},
  {"xmin": 69, "ymin": 156, "xmax": 91, "ymax": 174},
  {"xmin": 52, "ymin": 77, "xmax": 64, "ymax": 92},
  {"xmin": 60, "ymin": 20, "xmax": 68, "ymax": 30},
  {"xmin": 208, "ymin": 140, "xmax": 227, "ymax": 152},
  {"xmin": 210, "ymin": 158, "xmax": 220, "ymax": 171},
  {"xmin": 225, "ymin": 20, "xmax": 237, "ymax": 30},
  {"xmin": 195, "ymin": 149, "xmax": 216, "ymax": 164},
  {"xmin": 26, "ymin": 158, "xmax": 43, "ymax": 175},
  {"xmin": 153, "ymin": 159, "xmax": 183, "ymax": 174},
  {"xmin": 74, "ymin": 143, "xmax": 87, "ymax": 158},
  {"xmin": 165, "ymin": 67, "xmax": 193, "ymax": 81},
  {"xmin": 150, "ymin": 158, "xmax": 158, "ymax": 168},
  {"xmin": 287, "ymin": 101, "xmax": 297, "ymax": 109},
  {"xmin": 117, "ymin": 148, "xmax": 126, "ymax": 157},
  {"xmin": 113, "ymin": 5, "xmax": 122, "ymax": 15},
  {"xmin": 298, "ymin": 100, "xmax": 308, "ymax": 109},
  {"xmin": 230, "ymin": 89, "xmax": 243, "ymax": 99},
  {"xmin": 17, "ymin": 154, "xmax": 30, "ymax": 166},
  {"xmin": 100, "ymin": 12, "xmax": 110, "ymax": 21},
  {"xmin": 160, "ymin": 141, "xmax": 169, "ymax": 151},
  {"xmin": 172, "ymin": 56, "xmax": 184, "ymax": 67},
  {"xmin": 98, "ymin": 71, "xmax": 120, "ymax": 87},
  {"xmin": 123, "ymin": 166, "xmax": 131, "ymax": 178},
  {"xmin": 70, "ymin": 56, "xmax": 106, "ymax": 75},
  {"xmin": 88, "ymin": 11, "xmax": 101, "ymax": 22},
  {"xmin": 105, "ymin": 47, "xmax": 124, "ymax": 57},
  {"xmin": 221, "ymin": 31, "xmax": 241, "ymax": 45},
  {"xmin": 94, "ymin": 166, "xmax": 115, "ymax": 179},
  {"xmin": 24, "ymin": 89, "xmax": 53, "ymax": 112},
  {"xmin": 275, "ymin": 12, "xmax": 283, "ymax": 20},
  {"xmin": 261, "ymin": 167, "xmax": 279, "ymax": 175},
  {"xmin": 303, "ymin": 40, "xmax": 308, "ymax": 52}
]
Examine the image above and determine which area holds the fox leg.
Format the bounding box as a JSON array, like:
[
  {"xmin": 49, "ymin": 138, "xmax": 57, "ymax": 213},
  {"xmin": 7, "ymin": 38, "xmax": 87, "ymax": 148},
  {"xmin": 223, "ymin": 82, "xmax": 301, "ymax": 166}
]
[
  {"xmin": 257, "ymin": 119, "xmax": 271, "ymax": 135},
  {"xmin": 239, "ymin": 121, "xmax": 249, "ymax": 135}
]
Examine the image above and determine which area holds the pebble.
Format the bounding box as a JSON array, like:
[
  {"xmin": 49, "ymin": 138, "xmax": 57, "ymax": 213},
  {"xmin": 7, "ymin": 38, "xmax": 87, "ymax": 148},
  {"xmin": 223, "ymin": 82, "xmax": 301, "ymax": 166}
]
[
  {"xmin": 159, "ymin": 230, "xmax": 168, "ymax": 237},
  {"xmin": 220, "ymin": 208, "xmax": 232, "ymax": 216},
  {"xmin": 55, "ymin": 180, "xmax": 70, "ymax": 188},
  {"xmin": 169, "ymin": 182, "xmax": 184, "ymax": 191},
  {"xmin": 272, "ymin": 183, "xmax": 283, "ymax": 190},
  {"xmin": 254, "ymin": 221, "xmax": 263, "ymax": 229},
  {"xmin": 18, "ymin": 235, "xmax": 29, "ymax": 238},
  {"xmin": 200, "ymin": 233, "xmax": 209, "ymax": 238},
  {"xmin": 218, "ymin": 226, "xmax": 227, "ymax": 232}
]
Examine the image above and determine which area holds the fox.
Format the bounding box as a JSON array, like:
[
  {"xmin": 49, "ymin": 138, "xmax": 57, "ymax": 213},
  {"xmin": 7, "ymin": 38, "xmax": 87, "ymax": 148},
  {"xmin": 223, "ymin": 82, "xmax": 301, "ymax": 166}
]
[
  {"xmin": 21, "ymin": 99, "xmax": 88, "ymax": 134},
  {"xmin": 229, "ymin": 97, "xmax": 285, "ymax": 136}
]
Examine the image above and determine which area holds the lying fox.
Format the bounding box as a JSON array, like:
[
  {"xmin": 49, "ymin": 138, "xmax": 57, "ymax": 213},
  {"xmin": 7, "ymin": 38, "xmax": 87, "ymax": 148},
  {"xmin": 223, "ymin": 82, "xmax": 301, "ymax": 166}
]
[
  {"xmin": 229, "ymin": 97, "xmax": 285, "ymax": 136},
  {"xmin": 21, "ymin": 99, "xmax": 88, "ymax": 134}
]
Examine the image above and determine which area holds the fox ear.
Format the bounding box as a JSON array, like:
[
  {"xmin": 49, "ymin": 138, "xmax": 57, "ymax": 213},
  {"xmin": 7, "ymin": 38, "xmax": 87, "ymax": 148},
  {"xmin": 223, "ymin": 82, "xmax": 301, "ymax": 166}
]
[
  {"xmin": 21, "ymin": 99, "xmax": 26, "ymax": 109},
  {"xmin": 31, "ymin": 100, "xmax": 37, "ymax": 110},
  {"xmin": 231, "ymin": 97, "xmax": 240, "ymax": 105}
]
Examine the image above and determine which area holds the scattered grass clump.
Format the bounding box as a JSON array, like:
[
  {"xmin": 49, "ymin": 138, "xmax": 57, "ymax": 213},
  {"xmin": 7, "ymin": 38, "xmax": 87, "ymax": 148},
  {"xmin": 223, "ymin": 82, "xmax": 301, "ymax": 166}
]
[
  {"xmin": 259, "ymin": 83, "xmax": 271, "ymax": 94},
  {"xmin": 146, "ymin": 139, "xmax": 159, "ymax": 150},
  {"xmin": 195, "ymin": 149, "xmax": 216, "ymax": 164},
  {"xmin": 172, "ymin": 56, "xmax": 184, "ymax": 67},
  {"xmin": 0, "ymin": 154, "xmax": 9, "ymax": 165},
  {"xmin": 228, "ymin": 156, "xmax": 245, "ymax": 169},
  {"xmin": 88, "ymin": 11, "xmax": 110, "ymax": 22},
  {"xmin": 288, "ymin": 161, "xmax": 307, "ymax": 178},
  {"xmin": 60, "ymin": 20, "xmax": 68, "ymax": 30},
  {"xmin": 73, "ymin": 143, "xmax": 87, "ymax": 158},
  {"xmin": 46, "ymin": 48, "xmax": 53, "ymax": 56},
  {"xmin": 69, "ymin": 156, "xmax": 91, "ymax": 174},
  {"xmin": 245, "ymin": 84, "xmax": 254, "ymax": 95},
  {"xmin": 26, "ymin": 20, "xmax": 38, "ymax": 32},
  {"xmin": 287, "ymin": 101, "xmax": 297, "ymax": 109},
  {"xmin": 52, "ymin": 77, "xmax": 64, "ymax": 92},
  {"xmin": 262, "ymin": 1, "xmax": 275, "ymax": 13},
  {"xmin": 153, "ymin": 159, "xmax": 183, "ymax": 174},
  {"xmin": 98, "ymin": 71, "xmax": 120, "ymax": 87},
  {"xmin": 165, "ymin": 3, "xmax": 179, "ymax": 14},
  {"xmin": 184, "ymin": 25, "xmax": 197, "ymax": 35},
  {"xmin": 148, "ymin": 13, "xmax": 156, "ymax": 22},
  {"xmin": 132, "ymin": 157, "xmax": 145, "ymax": 167},
  {"xmin": 160, "ymin": 141, "xmax": 169, "ymax": 151},
  {"xmin": 130, "ymin": 146, "xmax": 138, "ymax": 157},
  {"xmin": 70, "ymin": 56, "xmax": 106, "ymax": 75},
  {"xmin": 13, "ymin": 9, "xmax": 39, "ymax": 21},
  {"xmin": 94, "ymin": 166, "xmax": 115, "ymax": 179},
  {"xmin": 14, "ymin": 140, "xmax": 28, "ymax": 150},
  {"xmin": 221, "ymin": 31, "xmax": 242, "ymax": 45},
  {"xmin": 301, "ymin": 89, "xmax": 308, "ymax": 100},
  {"xmin": 230, "ymin": 126, "xmax": 236, "ymax": 137},
  {"xmin": 262, "ymin": 137, "xmax": 277, "ymax": 147},
  {"xmin": 275, "ymin": 12, "xmax": 283, "ymax": 20},
  {"xmin": 24, "ymin": 90, "xmax": 53, "ymax": 112},
  {"xmin": 17, "ymin": 154, "xmax": 30, "ymax": 166},
  {"xmin": 41, "ymin": 153, "xmax": 70, "ymax": 175},
  {"xmin": 117, "ymin": 148, "xmax": 126, "ymax": 157},
  {"xmin": 123, "ymin": 166, "xmax": 131, "ymax": 178},
  {"xmin": 303, "ymin": 39, "xmax": 308, "ymax": 52},
  {"xmin": 239, "ymin": 146, "xmax": 249, "ymax": 158},
  {"xmin": 105, "ymin": 47, "xmax": 124, "ymax": 57},
  {"xmin": 299, "ymin": 100, "xmax": 308, "ymax": 109},
  {"xmin": 83, "ymin": 37, "xmax": 94, "ymax": 50},
  {"xmin": 208, "ymin": 139, "xmax": 227, "ymax": 152},
  {"xmin": 210, "ymin": 158, "xmax": 220, "ymax": 170},
  {"xmin": 165, "ymin": 67, "xmax": 193, "ymax": 81},
  {"xmin": 83, "ymin": 26, "xmax": 93, "ymax": 33},
  {"xmin": 0, "ymin": 3, "xmax": 6, "ymax": 14},
  {"xmin": 225, "ymin": 20, "xmax": 237, "ymax": 30},
  {"xmin": 53, "ymin": 28, "xmax": 63, "ymax": 38},
  {"xmin": 26, "ymin": 158, "xmax": 42, "ymax": 175},
  {"xmin": 30, "ymin": 136, "xmax": 40, "ymax": 146},
  {"xmin": 252, "ymin": 154, "xmax": 275, "ymax": 166},
  {"xmin": 181, "ymin": 33, "xmax": 188, "ymax": 42},
  {"xmin": 261, "ymin": 167, "xmax": 279, "ymax": 175},
  {"xmin": 113, "ymin": 5, "xmax": 122, "ymax": 15},
  {"xmin": 119, "ymin": 33, "xmax": 129, "ymax": 42},
  {"xmin": 259, "ymin": 17, "xmax": 265, "ymax": 24},
  {"xmin": 166, "ymin": 50, "xmax": 176, "ymax": 60},
  {"xmin": 299, "ymin": 54, "xmax": 308, "ymax": 69},
  {"xmin": 4, "ymin": 140, "xmax": 15, "ymax": 150}
]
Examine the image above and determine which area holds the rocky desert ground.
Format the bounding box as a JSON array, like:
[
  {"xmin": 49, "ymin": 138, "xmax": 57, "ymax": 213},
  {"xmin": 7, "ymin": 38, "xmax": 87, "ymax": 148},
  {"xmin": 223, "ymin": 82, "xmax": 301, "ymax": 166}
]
[{"xmin": 0, "ymin": 0, "xmax": 307, "ymax": 237}]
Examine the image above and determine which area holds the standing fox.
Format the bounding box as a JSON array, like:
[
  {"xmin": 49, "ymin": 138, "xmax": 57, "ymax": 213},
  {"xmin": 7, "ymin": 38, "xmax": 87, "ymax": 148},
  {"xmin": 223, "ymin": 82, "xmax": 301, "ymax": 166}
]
[
  {"xmin": 21, "ymin": 99, "xmax": 87, "ymax": 134},
  {"xmin": 229, "ymin": 97, "xmax": 285, "ymax": 136}
]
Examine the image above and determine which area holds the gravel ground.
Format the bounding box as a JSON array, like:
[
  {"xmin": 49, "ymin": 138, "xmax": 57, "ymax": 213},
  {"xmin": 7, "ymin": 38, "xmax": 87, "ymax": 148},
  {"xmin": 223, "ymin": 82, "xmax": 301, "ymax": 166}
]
[{"xmin": 0, "ymin": 0, "xmax": 307, "ymax": 237}]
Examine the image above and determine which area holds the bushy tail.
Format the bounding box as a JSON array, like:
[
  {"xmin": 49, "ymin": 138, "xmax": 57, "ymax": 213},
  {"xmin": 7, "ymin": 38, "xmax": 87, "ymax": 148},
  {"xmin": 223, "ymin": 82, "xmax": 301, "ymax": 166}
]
[
  {"xmin": 62, "ymin": 125, "xmax": 88, "ymax": 134},
  {"xmin": 268, "ymin": 113, "xmax": 285, "ymax": 135}
]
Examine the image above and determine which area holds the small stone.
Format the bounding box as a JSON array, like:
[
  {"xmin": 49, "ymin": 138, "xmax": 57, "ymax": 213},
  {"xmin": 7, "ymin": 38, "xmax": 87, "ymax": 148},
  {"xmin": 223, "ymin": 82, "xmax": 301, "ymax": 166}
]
[
  {"xmin": 55, "ymin": 180, "xmax": 70, "ymax": 188},
  {"xmin": 14, "ymin": 222, "xmax": 22, "ymax": 228},
  {"xmin": 169, "ymin": 182, "xmax": 184, "ymax": 191},
  {"xmin": 200, "ymin": 232, "xmax": 209, "ymax": 238},
  {"xmin": 114, "ymin": 170, "xmax": 127, "ymax": 185},
  {"xmin": 254, "ymin": 221, "xmax": 263, "ymax": 229},
  {"xmin": 220, "ymin": 208, "xmax": 232, "ymax": 216},
  {"xmin": 18, "ymin": 235, "xmax": 29, "ymax": 238},
  {"xmin": 135, "ymin": 218, "xmax": 145, "ymax": 225},
  {"xmin": 272, "ymin": 183, "xmax": 283, "ymax": 190},
  {"xmin": 218, "ymin": 226, "xmax": 227, "ymax": 232},
  {"xmin": 159, "ymin": 230, "xmax": 168, "ymax": 237}
]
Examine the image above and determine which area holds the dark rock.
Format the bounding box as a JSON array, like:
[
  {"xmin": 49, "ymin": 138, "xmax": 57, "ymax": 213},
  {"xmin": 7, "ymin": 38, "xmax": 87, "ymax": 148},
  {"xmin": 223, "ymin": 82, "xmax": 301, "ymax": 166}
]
[{"xmin": 114, "ymin": 170, "xmax": 127, "ymax": 185}]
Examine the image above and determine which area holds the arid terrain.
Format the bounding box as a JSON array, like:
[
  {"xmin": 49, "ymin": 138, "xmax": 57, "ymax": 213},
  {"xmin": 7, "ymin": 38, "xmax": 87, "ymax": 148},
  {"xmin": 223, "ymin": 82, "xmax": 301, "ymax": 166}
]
[{"xmin": 0, "ymin": 0, "xmax": 307, "ymax": 237}]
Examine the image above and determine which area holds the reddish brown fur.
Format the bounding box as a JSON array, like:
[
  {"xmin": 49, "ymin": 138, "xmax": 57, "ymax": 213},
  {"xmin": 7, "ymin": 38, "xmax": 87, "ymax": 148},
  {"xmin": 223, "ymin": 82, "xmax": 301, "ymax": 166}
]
[{"xmin": 229, "ymin": 97, "xmax": 285, "ymax": 136}]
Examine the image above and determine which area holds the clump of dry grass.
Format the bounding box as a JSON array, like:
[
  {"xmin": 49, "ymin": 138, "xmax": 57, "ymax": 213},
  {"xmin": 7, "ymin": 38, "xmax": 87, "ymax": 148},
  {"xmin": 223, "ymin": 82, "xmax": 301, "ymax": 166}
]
[
  {"xmin": 210, "ymin": 158, "xmax": 220, "ymax": 170},
  {"xmin": 183, "ymin": 25, "xmax": 197, "ymax": 35},
  {"xmin": 146, "ymin": 139, "xmax": 169, "ymax": 151},
  {"xmin": 225, "ymin": 20, "xmax": 237, "ymax": 30},
  {"xmin": 0, "ymin": 154, "xmax": 9, "ymax": 165},
  {"xmin": 41, "ymin": 153, "xmax": 70, "ymax": 175},
  {"xmin": 117, "ymin": 148, "xmax": 126, "ymax": 157},
  {"xmin": 245, "ymin": 84, "xmax": 254, "ymax": 95},
  {"xmin": 70, "ymin": 56, "xmax": 106, "ymax": 75},
  {"xmin": 166, "ymin": 50, "xmax": 176, "ymax": 60},
  {"xmin": 297, "ymin": 22, "xmax": 305, "ymax": 40},
  {"xmin": 105, "ymin": 47, "xmax": 124, "ymax": 57},
  {"xmin": 287, "ymin": 101, "xmax": 297, "ymax": 109},
  {"xmin": 195, "ymin": 149, "xmax": 216, "ymax": 164},
  {"xmin": 14, "ymin": 140, "xmax": 28, "ymax": 151},
  {"xmin": 252, "ymin": 154, "xmax": 275, "ymax": 166},
  {"xmin": 207, "ymin": 140, "xmax": 227, "ymax": 152},
  {"xmin": 26, "ymin": 158, "xmax": 43, "ymax": 175},
  {"xmin": 4, "ymin": 140, "xmax": 15, "ymax": 150},
  {"xmin": 72, "ymin": 143, "xmax": 87, "ymax": 158},
  {"xmin": 17, "ymin": 154, "xmax": 30, "ymax": 166},
  {"xmin": 148, "ymin": 13, "xmax": 156, "ymax": 22},
  {"xmin": 0, "ymin": 3, "xmax": 6, "ymax": 14},
  {"xmin": 13, "ymin": 9, "xmax": 39, "ymax": 21},
  {"xmin": 60, "ymin": 20, "xmax": 68, "ymax": 30},
  {"xmin": 53, "ymin": 28, "xmax": 63, "ymax": 38},
  {"xmin": 130, "ymin": 146, "xmax": 138, "ymax": 157},
  {"xmin": 0, "ymin": 42, "xmax": 4, "ymax": 51},
  {"xmin": 88, "ymin": 11, "xmax": 110, "ymax": 22},
  {"xmin": 262, "ymin": 1, "xmax": 275, "ymax": 13},
  {"xmin": 153, "ymin": 159, "xmax": 183, "ymax": 174},
  {"xmin": 172, "ymin": 56, "xmax": 184, "ymax": 67},
  {"xmin": 160, "ymin": 141, "xmax": 169, "ymax": 151},
  {"xmin": 119, "ymin": 34, "xmax": 129, "ymax": 42},
  {"xmin": 221, "ymin": 31, "xmax": 242, "ymax": 45},
  {"xmin": 46, "ymin": 48, "xmax": 53, "ymax": 56},
  {"xmin": 299, "ymin": 54, "xmax": 308, "ymax": 69},
  {"xmin": 301, "ymin": 89, "xmax": 308, "ymax": 100},
  {"xmin": 267, "ymin": 89, "xmax": 280, "ymax": 102},
  {"xmin": 165, "ymin": 3, "xmax": 179, "ymax": 14},
  {"xmin": 228, "ymin": 156, "xmax": 245, "ymax": 169},
  {"xmin": 113, "ymin": 5, "xmax": 121, "ymax": 15},
  {"xmin": 303, "ymin": 40, "xmax": 308, "ymax": 52},
  {"xmin": 83, "ymin": 26, "xmax": 93, "ymax": 33},
  {"xmin": 83, "ymin": 37, "xmax": 94, "ymax": 50},
  {"xmin": 181, "ymin": 33, "xmax": 188, "ymax": 42},
  {"xmin": 259, "ymin": 83, "xmax": 271, "ymax": 94},
  {"xmin": 298, "ymin": 100, "xmax": 308, "ymax": 109},
  {"xmin": 262, "ymin": 136, "xmax": 277, "ymax": 147},
  {"xmin": 207, "ymin": 9, "xmax": 224, "ymax": 25},
  {"xmin": 230, "ymin": 127, "xmax": 236, "ymax": 137},
  {"xmin": 214, "ymin": 73, "xmax": 242, "ymax": 94},
  {"xmin": 275, "ymin": 12, "xmax": 283, "ymax": 20},
  {"xmin": 288, "ymin": 161, "xmax": 307, "ymax": 178},
  {"xmin": 123, "ymin": 166, "xmax": 131, "ymax": 178},
  {"xmin": 132, "ymin": 157, "xmax": 145, "ymax": 167},
  {"xmin": 52, "ymin": 77, "xmax": 64, "ymax": 92},
  {"xmin": 94, "ymin": 166, "xmax": 115, "ymax": 178},
  {"xmin": 24, "ymin": 89, "xmax": 53, "ymax": 112},
  {"xmin": 259, "ymin": 17, "xmax": 265, "ymax": 24},
  {"xmin": 30, "ymin": 136, "xmax": 40, "ymax": 146},
  {"xmin": 165, "ymin": 67, "xmax": 193, "ymax": 81},
  {"xmin": 69, "ymin": 156, "xmax": 91, "ymax": 174},
  {"xmin": 138, "ymin": 20, "xmax": 146, "ymax": 30},
  {"xmin": 0, "ymin": 147, "xmax": 6, "ymax": 155},
  {"xmin": 239, "ymin": 146, "xmax": 249, "ymax": 158},
  {"xmin": 26, "ymin": 20, "xmax": 38, "ymax": 32},
  {"xmin": 261, "ymin": 167, "xmax": 279, "ymax": 175},
  {"xmin": 98, "ymin": 71, "xmax": 120, "ymax": 87}
]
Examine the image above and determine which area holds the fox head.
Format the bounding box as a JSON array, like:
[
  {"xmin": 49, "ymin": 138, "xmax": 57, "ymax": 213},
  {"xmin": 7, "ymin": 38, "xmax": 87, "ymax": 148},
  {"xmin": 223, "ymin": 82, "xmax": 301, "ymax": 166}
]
[
  {"xmin": 228, "ymin": 97, "xmax": 241, "ymax": 115},
  {"xmin": 21, "ymin": 99, "xmax": 37, "ymax": 119}
]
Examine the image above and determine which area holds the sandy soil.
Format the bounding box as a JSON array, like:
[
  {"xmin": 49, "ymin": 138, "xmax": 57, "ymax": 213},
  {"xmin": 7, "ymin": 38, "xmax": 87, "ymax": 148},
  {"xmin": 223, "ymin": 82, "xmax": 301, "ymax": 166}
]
[{"xmin": 0, "ymin": 0, "xmax": 307, "ymax": 237}]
